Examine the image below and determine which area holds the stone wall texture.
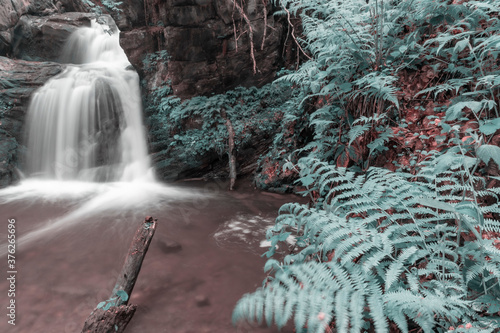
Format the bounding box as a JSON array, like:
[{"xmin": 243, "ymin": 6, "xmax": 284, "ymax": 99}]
[{"xmin": 118, "ymin": 0, "xmax": 284, "ymax": 98}]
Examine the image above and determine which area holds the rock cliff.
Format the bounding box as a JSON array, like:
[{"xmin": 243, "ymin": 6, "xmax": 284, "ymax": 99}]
[
  {"xmin": 118, "ymin": 0, "xmax": 284, "ymax": 98},
  {"xmin": 2, "ymin": 0, "xmax": 284, "ymax": 99},
  {"xmin": 0, "ymin": 0, "xmax": 286, "ymax": 187}
]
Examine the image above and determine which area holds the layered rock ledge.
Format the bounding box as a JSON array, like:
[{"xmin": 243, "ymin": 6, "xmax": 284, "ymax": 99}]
[{"xmin": 0, "ymin": 57, "xmax": 63, "ymax": 186}]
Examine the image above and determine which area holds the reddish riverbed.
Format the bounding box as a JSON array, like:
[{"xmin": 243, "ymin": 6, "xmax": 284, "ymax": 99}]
[{"xmin": 0, "ymin": 180, "xmax": 301, "ymax": 333}]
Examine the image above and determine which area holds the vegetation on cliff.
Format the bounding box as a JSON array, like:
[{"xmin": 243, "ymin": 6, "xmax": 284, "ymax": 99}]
[
  {"xmin": 229, "ymin": 0, "xmax": 500, "ymax": 332},
  {"xmin": 146, "ymin": 80, "xmax": 299, "ymax": 180}
]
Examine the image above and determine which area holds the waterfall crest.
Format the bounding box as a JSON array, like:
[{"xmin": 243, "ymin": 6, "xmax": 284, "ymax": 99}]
[{"xmin": 24, "ymin": 20, "xmax": 152, "ymax": 182}]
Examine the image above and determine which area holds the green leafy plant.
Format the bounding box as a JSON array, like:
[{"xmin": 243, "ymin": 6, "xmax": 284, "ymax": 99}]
[
  {"xmin": 271, "ymin": 0, "xmax": 420, "ymax": 168},
  {"xmin": 102, "ymin": 0, "xmax": 123, "ymax": 14},
  {"xmin": 96, "ymin": 290, "xmax": 129, "ymax": 311},
  {"xmin": 268, "ymin": 0, "xmax": 500, "ymax": 171}
]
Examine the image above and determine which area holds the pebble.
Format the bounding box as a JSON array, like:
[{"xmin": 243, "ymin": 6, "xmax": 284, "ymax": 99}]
[{"xmin": 195, "ymin": 295, "xmax": 210, "ymax": 307}]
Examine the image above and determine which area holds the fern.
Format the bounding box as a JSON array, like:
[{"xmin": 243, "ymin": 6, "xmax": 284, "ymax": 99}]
[
  {"xmin": 271, "ymin": 0, "xmax": 427, "ymax": 168},
  {"xmin": 232, "ymin": 1, "xmax": 500, "ymax": 330},
  {"xmin": 234, "ymin": 156, "xmax": 500, "ymax": 332}
]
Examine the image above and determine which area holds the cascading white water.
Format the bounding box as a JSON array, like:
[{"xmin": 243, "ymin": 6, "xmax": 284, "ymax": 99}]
[{"xmin": 24, "ymin": 19, "xmax": 152, "ymax": 182}]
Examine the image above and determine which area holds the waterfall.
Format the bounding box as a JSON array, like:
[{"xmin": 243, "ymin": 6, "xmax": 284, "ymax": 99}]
[
  {"xmin": 0, "ymin": 18, "xmax": 210, "ymax": 259},
  {"xmin": 24, "ymin": 19, "xmax": 152, "ymax": 182}
]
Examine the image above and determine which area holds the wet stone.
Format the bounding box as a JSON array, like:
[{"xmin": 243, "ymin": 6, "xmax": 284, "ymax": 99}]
[{"xmin": 158, "ymin": 239, "xmax": 182, "ymax": 254}]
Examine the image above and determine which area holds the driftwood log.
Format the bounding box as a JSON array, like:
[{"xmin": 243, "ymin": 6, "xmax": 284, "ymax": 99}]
[{"xmin": 81, "ymin": 216, "xmax": 157, "ymax": 333}]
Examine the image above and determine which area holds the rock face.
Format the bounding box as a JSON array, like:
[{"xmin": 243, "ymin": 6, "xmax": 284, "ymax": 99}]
[
  {"xmin": 114, "ymin": 0, "xmax": 287, "ymax": 182},
  {"xmin": 119, "ymin": 0, "xmax": 284, "ymax": 98},
  {"xmin": 0, "ymin": 0, "xmax": 29, "ymax": 55},
  {"xmin": 0, "ymin": 0, "xmax": 64, "ymax": 56},
  {"xmin": 3, "ymin": 0, "xmax": 285, "ymax": 98},
  {"xmin": 0, "ymin": 56, "xmax": 63, "ymax": 186}
]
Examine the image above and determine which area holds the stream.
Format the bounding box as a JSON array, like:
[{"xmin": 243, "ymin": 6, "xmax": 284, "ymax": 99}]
[{"xmin": 0, "ymin": 179, "xmax": 299, "ymax": 332}]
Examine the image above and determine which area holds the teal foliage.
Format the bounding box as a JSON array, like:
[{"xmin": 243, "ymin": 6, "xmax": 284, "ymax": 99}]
[
  {"xmin": 81, "ymin": 0, "xmax": 123, "ymax": 15},
  {"xmin": 142, "ymin": 50, "xmax": 170, "ymax": 73},
  {"xmin": 271, "ymin": 0, "xmax": 413, "ymax": 168},
  {"xmin": 269, "ymin": 0, "xmax": 500, "ymax": 170},
  {"xmin": 233, "ymin": 0, "xmax": 500, "ymax": 331},
  {"xmin": 234, "ymin": 156, "xmax": 500, "ymax": 332},
  {"xmin": 101, "ymin": 0, "xmax": 123, "ymax": 14},
  {"xmin": 415, "ymin": 0, "xmax": 500, "ymax": 127},
  {"xmin": 96, "ymin": 290, "xmax": 128, "ymax": 311},
  {"xmin": 81, "ymin": 0, "xmax": 102, "ymax": 14},
  {"xmin": 147, "ymin": 82, "xmax": 296, "ymax": 177},
  {"xmin": 253, "ymin": 84, "xmax": 310, "ymax": 190}
]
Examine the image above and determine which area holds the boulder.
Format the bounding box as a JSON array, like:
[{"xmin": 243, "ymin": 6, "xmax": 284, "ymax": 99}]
[
  {"xmin": 0, "ymin": 0, "xmax": 28, "ymax": 55},
  {"xmin": 27, "ymin": 0, "xmax": 61, "ymax": 16},
  {"xmin": 0, "ymin": 30, "xmax": 12, "ymax": 55},
  {"xmin": 0, "ymin": 137, "xmax": 17, "ymax": 188},
  {"xmin": 112, "ymin": 0, "xmax": 145, "ymax": 30},
  {"xmin": 11, "ymin": 12, "xmax": 97, "ymax": 61},
  {"xmin": 119, "ymin": 27, "xmax": 157, "ymax": 74},
  {"xmin": 0, "ymin": 0, "xmax": 30, "ymax": 32},
  {"xmin": 0, "ymin": 56, "xmax": 63, "ymax": 187},
  {"xmin": 0, "ymin": 0, "xmax": 288, "ymax": 186},
  {"xmin": 57, "ymin": 0, "xmax": 145, "ymax": 31},
  {"xmin": 0, "ymin": 0, "xmax": 69, "ymax": 56}
]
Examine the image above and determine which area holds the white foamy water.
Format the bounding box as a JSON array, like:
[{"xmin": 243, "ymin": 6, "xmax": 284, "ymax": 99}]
[
  {"xmin": 213, "ymin": 213, "xmax": 295, "ymax": 254},
  {"xmin": 60, "ymin": 18, "xmax": 130, "ymax": 65},
  {"xmin": 0, "ymin": 179, "xmax": 206, "ymax": 255}
]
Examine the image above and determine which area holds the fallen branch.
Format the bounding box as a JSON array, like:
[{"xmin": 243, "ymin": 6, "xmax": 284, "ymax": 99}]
[{"xmin": 81, "ymin": 216, "xmax": 158, "ymax": 333}]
